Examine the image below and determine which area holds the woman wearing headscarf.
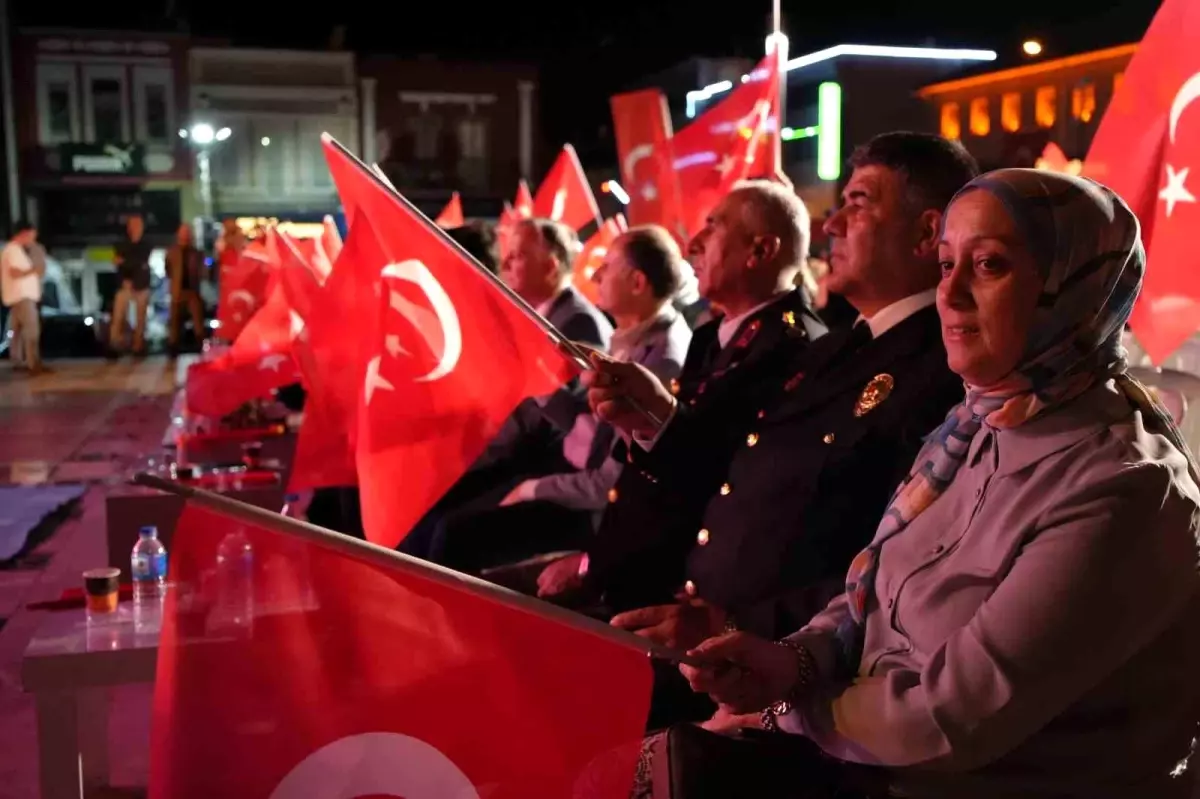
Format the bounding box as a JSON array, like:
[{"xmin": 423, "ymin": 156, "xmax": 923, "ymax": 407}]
[{"xmin": 672, "ymin": 170, "xmax": 1200, "ymax": 798}]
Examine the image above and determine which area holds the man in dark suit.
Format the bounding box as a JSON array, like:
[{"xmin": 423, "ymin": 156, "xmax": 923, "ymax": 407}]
[
  {"xmin": 584, "ymin": 132, "xmax": 979, "ymax": 727},
  {"xmin": 397, "ymin": 218, "xmax": 612, "ymax": 558},
  {"xmin": 536, "ymin": 180, "xmax": 827, "ymax": 603}
]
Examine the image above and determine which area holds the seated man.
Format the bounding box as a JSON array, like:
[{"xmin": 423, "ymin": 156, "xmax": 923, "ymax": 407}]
[
  {"xmin": 576, "ymin": 132, "xmax": 979, "ymax": 727},
  {"xmin": 430, "ymin": 225, "xmax": 694, "ymax": 577},
  {"xmin": 398, "ymin": 218, "xmax": 612, "ymax": 558},
  {"xmin": 536, "ymin": 180, "xmax": 828, "ymax": 603}
]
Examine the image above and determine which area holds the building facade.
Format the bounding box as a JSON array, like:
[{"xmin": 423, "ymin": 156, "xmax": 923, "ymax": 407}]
[
  {"xmin": 359, "ymin": 56, "xmax": 540, "ymax": 218},
  {"xmin": 12, "ymin": 28, "xmax": 192, "ymax": 249},
  {"xmin": 189, "ymin": 46, "xmax": 358, "ymax": 220},
  {"xmin": 917, "ymin": 44, "xmax": 1136, "ymax": 171}
]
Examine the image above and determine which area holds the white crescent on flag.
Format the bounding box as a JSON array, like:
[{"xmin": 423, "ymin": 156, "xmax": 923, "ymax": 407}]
[
  {"xmin": 381, "ymin": 260, "xmax": 462, "ymax": 383},
  {"xmin": 269, "ymin": 732, "xmax": 481, "ymax": 799}
]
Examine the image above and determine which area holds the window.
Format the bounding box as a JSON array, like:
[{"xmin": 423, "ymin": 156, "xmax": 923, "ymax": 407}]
[
  {"xmin": 1071, "ymin": 83, "xmax": 1097, "ymax": 123},
  {"xmin": 133, "ymin": 66, "xmax": 174, "ymax": 143},
  {"xmin": 1035, "ymin": 86, "xmax": 1057, "ymax": 129},
  {"xmin": 209, "ymin": 120, "xmax": 250, "ymax": 190},
  {"xmin": 940, "ymin": 102, "xmax": 961, "ymax": 140},
  {"xmin": 82, "ymin": 65, "xmax": 129, "ymax": 142},
  {"xmin": 1113, "ymin": 72, "xmax": 1125, "ymax": 96},
  {"xmin": 1001, "ymin": 92, "xmax": 1021, "ymax": 132},
  {"xmin": 407, "ymin": 110, "xmax": 443, "ymax": 160},
  {"xmin": 458, "ymin": 116, "xmax": 489, "ymax": 190},
  {"xmin": 36, "ymin": 62, "xmax": 78, "ymax": 144},
  {"xmin": 253, "ymin": 119, "xmax": 289, "ymax": 195},
  {"xmin": 969, "ymin": 97, "xmax": 990, "ymax": 137}
]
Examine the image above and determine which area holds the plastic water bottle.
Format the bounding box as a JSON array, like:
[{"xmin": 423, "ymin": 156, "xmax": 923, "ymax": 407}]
[
  {"xmin": 213, "ymin": 529, "xmax": 255, "ymax": 636},
  {"xmin": 281, "ymin": 493, "xmax": 301, "ymax": 518},
  {"xmin": 131, "ymin": 525, "xmax": 168, "ymax": 633}
]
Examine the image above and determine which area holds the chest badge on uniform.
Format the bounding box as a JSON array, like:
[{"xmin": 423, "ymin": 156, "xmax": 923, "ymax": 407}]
[{"xmin": 854, "ymin": 373, "xmax": 894, "ymax": 417}]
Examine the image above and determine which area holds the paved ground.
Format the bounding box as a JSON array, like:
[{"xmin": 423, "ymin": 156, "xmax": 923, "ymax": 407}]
[{"xmin": 0, "ymin": 357, "xmax": 180, "ymax": 798}]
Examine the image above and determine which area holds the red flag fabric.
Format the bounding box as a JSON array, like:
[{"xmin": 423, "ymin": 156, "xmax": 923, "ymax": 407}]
[
  {"xmin": 670, "ymin": 52, "xmax": 780, "ymax": 238},
  {"xmin": 217, "ymin": 249, "xmax": 273, "ymax": 342},
  {"xmin": 321, "ymin": 134, "xmax": 579, "ymax": 547},
  {"xmin": 321, "ymin": 214, "xmax": 343, "ymax": 264},
  {"xmin": 533, "ymin": 144, "xmax": 602, "ymax": 232},
  {"xmin": 435, "ymin": 191, "xmax": 465, "ymax": 227},
  {"xmin": 1085, "ymin": 0, "xmax": 1200, "ymax": 363},
  {"xmin": 184, "ymin": 351, "xmax": 301, "ymax": 419},
  {"xmin": 278, "ymin": 221, "xmax": 386, "ymax": 491},
  {"xmin": 573, "ymin": 216, "xmax": 626, "ymax": 305},
  {"xmin": 611, "ymin": 89, "xmax": 685, "ymax": 239},
  {"xmin": 150, "ymin": 501, "xmax": 652, "ymax": 798},
  {"xmin": 514, "ymin": 179, "xmax": 534, "ymax": 217}
]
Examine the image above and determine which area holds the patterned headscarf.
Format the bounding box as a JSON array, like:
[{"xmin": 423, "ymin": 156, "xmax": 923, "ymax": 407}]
[{"xmin": 836, "ymin": 169, "xmax": 1197, "ymax": 672}]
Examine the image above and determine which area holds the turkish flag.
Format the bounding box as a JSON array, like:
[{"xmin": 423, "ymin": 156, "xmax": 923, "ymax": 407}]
[
  {"xmin": 670, "ymin": 51, "xmax": 780, "ymax": 238},
  {"xmin": 514, "ymin": 179, "xmax": 534, "ymax": 217},
  {"xmin": 533, "ymin": 144, "xmax": 602, "ymax": 232},
  {"xmin": 611, "ymin": 89, "xmax": 685, "ymax": 239},
  {"xmin": 217, "ymin": 249, "xmax": 274, "ymax": 342},
  {"xmin": 321, "ymin": 215, "xmax": 343, "ymax": 263},
  {"xmin": 1085, "ymin": 0, "xmax": 1200, "ymax": 363},
  {"xmin": 185, "ymin": 351, "xmax": 300, "ymax": 419},
  {"xmin": 573, "ymin": 216, "xmax": 627, "ymax": 305},
  {"xmin": 321, "ymin": 135, "xmax": 580, "ymax": 547},
  {"xmin": 150, "ymin": 501, "xmax": 652, "ymax": 798},
  {"xmin": 435, "ymin": 191, "xmax": 465, "ymax": 227}
]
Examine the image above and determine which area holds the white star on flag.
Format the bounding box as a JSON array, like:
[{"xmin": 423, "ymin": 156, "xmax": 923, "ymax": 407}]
[
  {"xmin": 1159, "ymin": 164, "xmax": 1196, "ymax": 217},
  {"xmin": 641, "ymin": 183, "xmax": 658, "ymax": 202},
  {"xmin": 363, "ymin": 355, "xmax": 395, "ymax": 406}
]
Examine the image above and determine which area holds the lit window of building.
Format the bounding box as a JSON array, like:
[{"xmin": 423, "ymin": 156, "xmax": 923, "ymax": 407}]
[
  {"xmin": 1001, "ymin": 92, "xmax": 1021, "ymax": 132},
  {"xmin": 941, "ymin": 102, "xmax": 961, "ymax": 140},
  {"xmin": 1113, "ymin": 72, "xmax": 1125, "ymax": 96},
  {"xmin": 1071, "ymin": 83, "xmax": 1096, "ymax": 123},
  {"xmin": 1035, "ymin": 86, "xmax": 1057, "ymax": 128},
  {"xmin": 969, "ymin": 97, "xmax": 990, "ymax": 136}
]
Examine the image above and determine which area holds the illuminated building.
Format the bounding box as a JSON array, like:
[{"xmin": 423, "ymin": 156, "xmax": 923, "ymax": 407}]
[{"xmin": 917, "ymin": 44, "xmax": 1135, "ymax": 171}]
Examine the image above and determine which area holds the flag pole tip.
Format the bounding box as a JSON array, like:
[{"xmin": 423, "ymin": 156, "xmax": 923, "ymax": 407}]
[{"xmin": 320, "ymin": 131, "xmax": 334, "ymax": 144}]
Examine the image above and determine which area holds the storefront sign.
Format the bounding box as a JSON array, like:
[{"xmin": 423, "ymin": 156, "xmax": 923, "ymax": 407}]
[{"xmin": 59, "ymin": 144, "xmax": 146, "ymax": 176}]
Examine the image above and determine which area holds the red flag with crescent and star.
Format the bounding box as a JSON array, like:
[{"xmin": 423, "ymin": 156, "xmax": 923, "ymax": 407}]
[
  {"xmin": 321, "ymin": 134, "xmax": 580, "ymax": 547},
  {"xmin": 669, "ymin": 50, "xmax": 780, "ymax": 239},
  {"xmin": 1085, "ymin": 0, "xmax": 1200, "ymax": 363},
  {"xmin": 532, "ymin": 144, "xmax": 602, "ymax": 233},
  {"xmin": 611, "ymin": 88, "xmax": 685, "ymax": 240},
  {"xmin": 150, "ymin": 501, "xmax": 653, "ymax": 798}
]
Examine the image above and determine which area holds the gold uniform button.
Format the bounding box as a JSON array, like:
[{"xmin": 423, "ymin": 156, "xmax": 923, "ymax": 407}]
[
  {"xmin": 697, "ymin": 529, "xmax": 710, "ymax": 545},
  {"xmin": 746, "ymin": 432, "xmax": 760, "ymax": 446},
  {"xmin": 684, "ymin": 580, "xmax": 697, "ymax": 596},
  {"xmin": 823, "ymin": 433, "xmax": 836, "ymax": 444},
  {"xmin": 719, "ymin": 483, "xmax": 731, "ymax": 495},
  {"xmin": 607, "ymin": 488, "xmax": 619, "ymax": 503}
]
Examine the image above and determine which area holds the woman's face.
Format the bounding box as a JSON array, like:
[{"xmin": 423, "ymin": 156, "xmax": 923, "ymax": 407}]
[{"xmin": 937, "ymin": 190, "xmax": 1043, "ymax": 388}]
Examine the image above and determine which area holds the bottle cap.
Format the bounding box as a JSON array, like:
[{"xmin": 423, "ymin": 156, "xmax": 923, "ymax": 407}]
[{"xmin": 138, "ymin": 525, "xmax": 158, "ymax": 537}]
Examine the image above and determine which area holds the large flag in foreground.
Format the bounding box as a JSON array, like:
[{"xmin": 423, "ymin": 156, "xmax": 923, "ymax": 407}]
[
  {"xmin": 150, "ymin": 497, "xmax": 653, "ymax": 798},
  {"xmin": 1085, "ymin": 0, "xmax": 1200, "ymax": 362},
  {"xmin": 321, "ymin": 135, "xmax": 581, "ymax": 547}
]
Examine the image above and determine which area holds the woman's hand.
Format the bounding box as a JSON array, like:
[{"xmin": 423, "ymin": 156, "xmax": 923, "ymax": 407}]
[{"xmin": 679, "ymin": 632, "xmax": 803, "ymax": 714}]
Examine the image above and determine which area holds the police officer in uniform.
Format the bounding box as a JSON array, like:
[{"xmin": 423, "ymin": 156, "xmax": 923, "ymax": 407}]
[
  {"xmin": 534, "ymin": 181, "xmax": 827, "ymax": 607},
  {"xmin": 586, "ymin": 133, "xmax": 979, "ymax": 726}
]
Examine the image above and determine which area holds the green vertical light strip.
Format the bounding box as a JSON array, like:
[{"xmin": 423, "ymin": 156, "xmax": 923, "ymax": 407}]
[{"xmin": 817, "ymin": 82, "xmax": 842, "ymax": 181}]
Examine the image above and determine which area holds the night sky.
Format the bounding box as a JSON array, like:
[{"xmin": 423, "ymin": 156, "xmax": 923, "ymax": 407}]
[{"xmin": 13, "ymin": 0, "xmax": 1163, "ymax": 150}]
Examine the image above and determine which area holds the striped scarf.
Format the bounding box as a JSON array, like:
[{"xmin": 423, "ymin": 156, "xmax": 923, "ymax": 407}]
[{"xmin": 836, "ymin": 169, "xmax": 1198, "ymax": 673}]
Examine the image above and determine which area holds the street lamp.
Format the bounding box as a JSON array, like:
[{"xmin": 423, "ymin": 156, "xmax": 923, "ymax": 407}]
[
  {"xmin": 1022, "ymin": 39, "xmax": 1044, "ymax": 57},
  {"xmin": 180, "ymin": 122, "xmax": 232, "ymax": 224}
]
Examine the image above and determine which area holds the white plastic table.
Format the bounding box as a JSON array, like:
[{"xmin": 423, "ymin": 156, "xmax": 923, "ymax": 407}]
[{"xmin": 21, "ymin": 607, "xmax": 157, "ymax": 799}]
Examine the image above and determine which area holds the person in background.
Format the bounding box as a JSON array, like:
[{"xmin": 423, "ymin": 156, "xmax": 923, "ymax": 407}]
[
  {"xmin": 166, "ymin": 223, "xmax": 206, "ymax": 357},
  {"xmin": 109, "ymin": 214, "xmax": 153, "ymax": 358},
  {"xmin": 445, "ymin": 222, "xmax": 500, "ymax": 274},
  {"xmin": 1, "ymin": 221, "xmax": 45, "ymax": 374},
  {"xmin": 429, "ymin": 225, "xmax": 693, "ymax": 580}
]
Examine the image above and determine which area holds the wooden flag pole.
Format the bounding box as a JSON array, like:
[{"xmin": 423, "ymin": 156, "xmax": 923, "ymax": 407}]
[
  {"xmin": 323, "ymin": 133, "xmax": 665, "ymax": 429},
  {"xmin": 134, "ymin": 472, "xmax": 704, "ymax": 667}
]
